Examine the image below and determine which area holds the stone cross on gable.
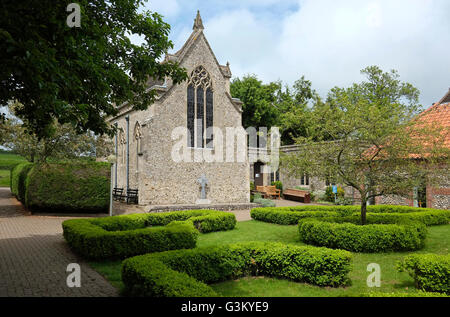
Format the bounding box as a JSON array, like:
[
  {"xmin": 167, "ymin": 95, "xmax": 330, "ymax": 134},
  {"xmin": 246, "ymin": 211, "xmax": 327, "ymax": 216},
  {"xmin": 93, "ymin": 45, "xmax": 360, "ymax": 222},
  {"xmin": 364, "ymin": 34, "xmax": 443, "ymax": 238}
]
[{"xmin": 197, "ymin": 174, "xmax": 208, "ymax": 199}]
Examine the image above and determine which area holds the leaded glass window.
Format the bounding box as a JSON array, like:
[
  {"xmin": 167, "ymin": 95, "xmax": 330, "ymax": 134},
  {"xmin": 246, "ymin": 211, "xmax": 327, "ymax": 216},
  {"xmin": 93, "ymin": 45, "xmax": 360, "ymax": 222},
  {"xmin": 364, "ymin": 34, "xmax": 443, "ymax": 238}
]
[{"xmin": 187, "ymin": 66, "xmax": 213, "ymax": 148}]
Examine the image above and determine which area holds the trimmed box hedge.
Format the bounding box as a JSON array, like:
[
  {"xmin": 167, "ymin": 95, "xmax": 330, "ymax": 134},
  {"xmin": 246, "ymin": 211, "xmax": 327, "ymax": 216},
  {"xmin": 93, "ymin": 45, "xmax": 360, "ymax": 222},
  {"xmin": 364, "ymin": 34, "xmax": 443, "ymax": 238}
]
[
  {"xmin": 362, "ymin": 291, "xmax": 449, "ymax": 297},
  {"xmin": 298, "ymin": 216, "xmax": 427, "ymax": 252},
  {"xmin": 251, "ymin": 206, "xmax": 450, "ymax": 226},
  {"xmin": 62, "ymin": 210, "xmax": 237, "ymax": 259},
  {"xmin": 10, "ymin": 162, "xmax": 34, "ymax": 203},
  {"xmin": 25, "ymin": 162, "xmax": 110, "ymax": 213},
  {"xmin": 250, "ymin": 206, "xmax": 449, "ymax": 252},
  {"xmin": 397, "ymin": 254, "xmax": 450, "ymax": 294},
  {"xmin": 121, "ymin": 241, "xmax": 352, "ymax": 297}
]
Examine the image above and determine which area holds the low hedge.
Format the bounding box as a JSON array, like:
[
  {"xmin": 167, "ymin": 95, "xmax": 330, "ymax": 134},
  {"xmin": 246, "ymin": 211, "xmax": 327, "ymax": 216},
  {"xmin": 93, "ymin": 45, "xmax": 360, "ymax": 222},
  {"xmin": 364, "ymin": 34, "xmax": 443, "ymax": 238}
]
[
  {"xmin": 251, "ymin": 206, "xmax": 450, "ymax": 226},
  {"xmin": 62, "ymin": 210, "xmax": 237, "ymax": 259},
  {"xmin": 361, "ymin": 291, "xmax": 449, "ymax": 297},
  {"xmin": 397, "ymin": 254, "xmax": 450, "ymax": 294},
  {"xmin": 25, "ymin": 162, "xmax": 110, "ymax": 213},
  {"xmin": 121, "ymin": 241, "xmax": 352, "ymax": 297},
  {"xmin": 298, "ymin": 216, "xmax": 427, "ymax": 252},
  {"xmin": 10, "ymin": 162, "xmax": 34, "ymax": 203},
  {"xmin": 250, "ymin": 206, "xmax": 447, "ymax": 252}
]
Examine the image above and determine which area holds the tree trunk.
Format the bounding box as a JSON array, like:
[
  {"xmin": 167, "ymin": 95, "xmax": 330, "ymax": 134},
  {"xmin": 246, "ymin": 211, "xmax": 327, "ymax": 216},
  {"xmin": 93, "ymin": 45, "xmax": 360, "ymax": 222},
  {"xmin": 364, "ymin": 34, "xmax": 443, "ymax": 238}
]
[{"xmin": 360, "ymin": 198, "xmax": 367, "ymax": 225}]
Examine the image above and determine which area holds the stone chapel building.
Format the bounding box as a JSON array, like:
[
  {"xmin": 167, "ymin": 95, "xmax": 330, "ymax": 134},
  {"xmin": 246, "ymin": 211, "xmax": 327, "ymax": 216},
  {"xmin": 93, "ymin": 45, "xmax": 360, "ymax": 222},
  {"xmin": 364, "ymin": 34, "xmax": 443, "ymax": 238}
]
[{"xmin": 108, "ymin": 12, "xmax": 250, "ymax": 207}]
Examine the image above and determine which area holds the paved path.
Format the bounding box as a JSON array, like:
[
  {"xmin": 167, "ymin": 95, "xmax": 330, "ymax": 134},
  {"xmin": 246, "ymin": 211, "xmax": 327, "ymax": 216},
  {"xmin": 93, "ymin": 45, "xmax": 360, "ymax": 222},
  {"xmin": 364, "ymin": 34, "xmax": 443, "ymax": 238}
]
[{"xmin": 0, "ymin": 188, "xmax": 118, "ymax": 297}]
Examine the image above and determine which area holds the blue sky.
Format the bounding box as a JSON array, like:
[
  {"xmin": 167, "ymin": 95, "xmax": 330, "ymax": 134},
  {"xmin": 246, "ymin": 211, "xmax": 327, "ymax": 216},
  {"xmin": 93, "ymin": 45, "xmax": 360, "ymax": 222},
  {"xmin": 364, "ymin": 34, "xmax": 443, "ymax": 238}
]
[{"xmin": 135, "ymin": 0, "xmax": 450, "ymax": 108}]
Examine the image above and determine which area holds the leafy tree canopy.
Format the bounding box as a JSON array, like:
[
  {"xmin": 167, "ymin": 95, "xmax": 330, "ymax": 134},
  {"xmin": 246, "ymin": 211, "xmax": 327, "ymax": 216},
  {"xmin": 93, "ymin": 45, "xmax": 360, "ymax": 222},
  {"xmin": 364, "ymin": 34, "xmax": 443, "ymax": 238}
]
[
  {"xmin": 230, "ymin": 75, "xmax": 280, "ymax": 130},
  {"xmin": 230, "ymin": 74, "xmax": 318, "ymax": 145},
  {"xmin": 283, "ymin": 66, "xmax": 450, "ymax": 224},
  {"xmin": 2, "ymin": 102, "xmax": 113, "ymax": 163},
  {"xmin": 0, "ymin": 0, "xmax": 187, "ymax": 139}
]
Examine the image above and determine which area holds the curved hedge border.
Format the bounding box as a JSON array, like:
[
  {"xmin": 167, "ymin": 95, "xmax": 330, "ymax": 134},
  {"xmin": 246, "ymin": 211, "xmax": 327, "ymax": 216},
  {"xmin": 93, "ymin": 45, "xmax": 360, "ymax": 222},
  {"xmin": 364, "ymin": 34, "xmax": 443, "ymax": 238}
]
[
  {"xmin": 397, "ymin": 254, "xmax": 450, "ymax": 294},
  {"xmin": 254, "ymin": 205, "xmax": 450, "ymax": 214},
  {"xmin": 298, "ymin": 216, "xmax": 426, "ymax": 252},
  {"xmin": 62, "ymin": 210, "xmax": 237, "ymax": 259},
  {"xmin": 251, "ymin": 206, "xmax": 450, "ymax": 226},
  {"xmin": 121, "ymin": 241, "xmax": 352, "ymax": 297},
  {"xmin": 10, "ymin": 162, "xmax": 34, "ymax": 203},
  {"xmin": 251, "ymin": 206, "xmax": 449, "ymax": 253},
  {"xmin": 362, "ymin": 291, "xmax": 449, "ymax": 297}
]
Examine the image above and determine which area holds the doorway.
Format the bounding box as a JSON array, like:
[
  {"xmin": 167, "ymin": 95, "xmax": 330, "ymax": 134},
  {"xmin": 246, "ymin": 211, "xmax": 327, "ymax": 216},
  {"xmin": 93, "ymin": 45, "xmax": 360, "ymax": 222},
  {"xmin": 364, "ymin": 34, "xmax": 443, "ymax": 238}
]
[{"xmin": 254, "ymin": 162, "xmax": 264, "ymax": 187}]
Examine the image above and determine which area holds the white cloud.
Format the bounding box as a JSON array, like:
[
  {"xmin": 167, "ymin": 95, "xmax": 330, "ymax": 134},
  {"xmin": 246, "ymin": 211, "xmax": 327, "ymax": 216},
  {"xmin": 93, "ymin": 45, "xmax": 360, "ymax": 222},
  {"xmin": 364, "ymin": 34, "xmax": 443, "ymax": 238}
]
[{"xmin": 199, "ymin": 0, "xmax": 450, "ymax": 106}]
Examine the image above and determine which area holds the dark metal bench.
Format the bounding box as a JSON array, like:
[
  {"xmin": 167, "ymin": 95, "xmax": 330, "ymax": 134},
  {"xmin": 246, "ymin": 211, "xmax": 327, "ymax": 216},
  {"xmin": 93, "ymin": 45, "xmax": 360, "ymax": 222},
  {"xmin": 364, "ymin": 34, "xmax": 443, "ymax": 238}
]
[
  {"xmin": 113, "ymin": 187, "xmax": 125, "ymax": 201},
  {"xmin": 126, "ymin": 189, "xmax": 139, "ymax": 205}
]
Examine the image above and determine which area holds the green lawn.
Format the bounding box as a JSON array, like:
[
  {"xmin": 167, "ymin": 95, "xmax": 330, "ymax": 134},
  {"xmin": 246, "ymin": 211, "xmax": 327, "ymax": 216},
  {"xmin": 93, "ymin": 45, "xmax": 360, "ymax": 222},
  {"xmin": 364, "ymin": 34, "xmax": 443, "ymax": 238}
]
[
  {"xmin": 0, "ymin": 169, "xmax": 11, "ymax": 187},
  {"xmin": 89, "ymin": 220, "xmax": 450, "ymax": 297},
  {"xmin": 0, "ymin": 153, "xmax": 26, "ymax": 187}
]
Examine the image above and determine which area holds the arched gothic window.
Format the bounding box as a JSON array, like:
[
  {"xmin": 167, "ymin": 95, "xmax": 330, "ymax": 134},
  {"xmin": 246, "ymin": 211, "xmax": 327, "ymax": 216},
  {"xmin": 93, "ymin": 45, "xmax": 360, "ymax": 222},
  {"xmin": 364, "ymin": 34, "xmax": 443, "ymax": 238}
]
[{"xmin": 187, "ymin": 66, "xmax": 213, "ymax": 148}]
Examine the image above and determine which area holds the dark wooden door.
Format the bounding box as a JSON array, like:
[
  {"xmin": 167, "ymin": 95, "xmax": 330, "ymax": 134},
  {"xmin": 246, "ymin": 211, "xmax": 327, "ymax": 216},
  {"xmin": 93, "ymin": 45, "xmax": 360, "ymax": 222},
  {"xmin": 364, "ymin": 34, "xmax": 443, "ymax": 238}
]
[{"xmin": 254, "ymin": 162, "xmax": 263, "ymax": 187}]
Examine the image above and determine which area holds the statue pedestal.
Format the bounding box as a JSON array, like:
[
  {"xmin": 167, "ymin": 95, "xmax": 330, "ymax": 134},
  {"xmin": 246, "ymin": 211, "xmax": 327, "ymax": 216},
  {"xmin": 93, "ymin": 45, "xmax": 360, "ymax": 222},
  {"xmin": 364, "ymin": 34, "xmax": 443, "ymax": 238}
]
[{"xmin": 195, "ymin": 199, "xmax": 211, "ymax": 205}]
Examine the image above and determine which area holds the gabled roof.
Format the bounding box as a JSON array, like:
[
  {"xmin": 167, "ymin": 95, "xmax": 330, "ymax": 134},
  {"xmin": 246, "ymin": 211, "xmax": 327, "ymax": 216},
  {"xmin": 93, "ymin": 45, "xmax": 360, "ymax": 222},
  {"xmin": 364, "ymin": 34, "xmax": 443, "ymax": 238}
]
[
  {"xmin": 415, "ymin": 88, "xmax": 450, "ymax": 148},
  {"xmin": 165, "ymin": 11, "xmax": 232, "ymax": 79},
  {"xmin": 112, "ymin": 11, "xmax": 242, "ymax": 117}
]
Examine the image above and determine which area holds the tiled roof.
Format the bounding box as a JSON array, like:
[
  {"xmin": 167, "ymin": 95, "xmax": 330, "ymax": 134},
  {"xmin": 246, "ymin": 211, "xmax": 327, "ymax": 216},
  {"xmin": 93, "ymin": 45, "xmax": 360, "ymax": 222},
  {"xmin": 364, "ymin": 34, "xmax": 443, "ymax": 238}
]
[
  {"xmin": 364, "ymin": 90, "xmax": 450, "ymax": 159},
  {"xmin": 415, "ymin": 97, "xmax": 450, "ymax": 149}
]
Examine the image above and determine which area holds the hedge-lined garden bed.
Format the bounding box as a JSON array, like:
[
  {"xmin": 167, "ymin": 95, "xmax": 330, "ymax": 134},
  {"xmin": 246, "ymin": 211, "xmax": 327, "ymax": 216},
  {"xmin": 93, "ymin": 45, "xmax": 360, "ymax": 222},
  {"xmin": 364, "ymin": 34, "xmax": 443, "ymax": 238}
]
[
  {"xmin": 251, "ymin": 206, "xmax": 450, "ymax": 226},
  {"xmin": 63, "ymin": 210, "xmax": 237, "ymax": 259},
  {"xmin": 121, "ymin": 241, "xmax": 352, "ymax": 297},
  {"xmin": 397, "ymin": 254, "xmax": 450, "ymax": 294},
  {"xmin": 250, "ymin": 206, "xmax": 450, "ymax": 252},
  {"xmin": 298, "ymin": 216, "xmax": 426, "ymax": 252},
  {"xmin": 10, "ymin": 162, "xmax": 110, "ymax": 213}
]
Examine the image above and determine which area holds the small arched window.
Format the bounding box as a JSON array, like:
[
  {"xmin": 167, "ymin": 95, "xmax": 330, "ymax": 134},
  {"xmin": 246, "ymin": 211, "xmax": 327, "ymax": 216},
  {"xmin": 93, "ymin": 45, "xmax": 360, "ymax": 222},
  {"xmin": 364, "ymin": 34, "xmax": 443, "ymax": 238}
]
[{"xmin": 187, "ymin": 66, "xmax": 213, "ymax": 148}]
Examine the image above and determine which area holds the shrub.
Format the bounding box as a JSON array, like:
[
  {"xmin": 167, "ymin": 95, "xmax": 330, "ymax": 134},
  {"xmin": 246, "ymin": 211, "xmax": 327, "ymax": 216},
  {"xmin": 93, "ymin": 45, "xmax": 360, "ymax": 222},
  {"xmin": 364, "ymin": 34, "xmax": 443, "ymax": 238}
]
[
  {"xmin": 298, "ymin": 216, "xmax": 427, "ymax": 252},
  {"xmin": 397, "ymin": 254, "xmax": 450, "ymax": 294},
  {"xmin": 121, "ymin": 241, "xmax": 352, "ymax": 296},
  {"xmin": 250, "ymin": 206, "xmax": 449, "ymax": 252},
  {"xmin": 362, "ymin": 291, "xmax": 449, "ymax": 297},
  {"xmin": 62, "ymin": 210, "xmax": 237, "ymax": 259},
  {"xmin": 324, "ymin": 186, "xmax": 345, "ymax": 202},
  {"xmin": 250, "ymin": 206, "xmax": 450, "ymax": 226},
  {"xmin": 251, "ymin": 208, "xmax": 341, "ymax": 225},
  {"xmin": 10, "ymin": 162, "xmax": 34, "ymax": 203},
  {"xmin": 250, "ymin": 181, "xmax": 255, "ymax": 191},
  {"xmin": 253, "ymin": 196, "xmax": 276, "ymax": 207},
  {"xmin": 335, "ymin": 197, "xmax": 353, "ymax": 206},
  {"xmin": 25, "ymin": 162, "xmax": 110, "ymax": 213},
  {"xmin": 271, "ymin": 181, "xmax": 283, "ymax": 193}
]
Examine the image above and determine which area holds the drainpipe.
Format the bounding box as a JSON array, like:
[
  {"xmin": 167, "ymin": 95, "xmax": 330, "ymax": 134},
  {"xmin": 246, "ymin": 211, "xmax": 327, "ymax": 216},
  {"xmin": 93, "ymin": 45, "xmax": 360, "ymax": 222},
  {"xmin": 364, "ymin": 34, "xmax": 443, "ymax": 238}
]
[
  {"xmin": 126, "ymin": 115, "xmax": 130, "ymax": 191},
  {"xmin": 114, "ymin": 122, "xmax": 118, "ymax": 188}
]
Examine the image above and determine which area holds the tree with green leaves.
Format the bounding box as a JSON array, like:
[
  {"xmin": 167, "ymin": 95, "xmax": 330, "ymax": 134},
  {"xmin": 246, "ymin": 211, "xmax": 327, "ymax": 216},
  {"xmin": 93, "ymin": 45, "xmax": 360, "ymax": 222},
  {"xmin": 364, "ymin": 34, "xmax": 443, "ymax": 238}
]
[
  {"xmin": 283, "ymin": 66, "xmax": 449, "ymax": 224},
  {"xmin": 278, "ymin": 76, "xmax": 319, "ymax": 145},
  {"xmin": 230, "ymin": 75, "xmax": 280, "ymax": 130},
  {"xmin": 2, "ymin": 102, "xmax": 113, "ymax": 163},
  {"xmin": 0, "ymin": 0, "xmax": 187, "ymax": 139}
]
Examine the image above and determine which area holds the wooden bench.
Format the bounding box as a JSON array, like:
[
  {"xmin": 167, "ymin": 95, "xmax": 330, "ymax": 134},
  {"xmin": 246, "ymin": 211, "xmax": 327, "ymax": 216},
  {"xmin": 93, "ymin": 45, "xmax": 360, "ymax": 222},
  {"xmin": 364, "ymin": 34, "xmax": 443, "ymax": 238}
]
[
  {"xmin": 126, "ymin": 189, "xmax": 139, "ymax": 204},
  {"xmin": 283, "ymin": 188, "xmax": 311, "ymax": 203},
  {"xmin": 113, "ymin": 187, "xmax": 125, "ymax": 201},
  {"xmin": 255, "ymin": 186, "xmax": 281, "ymax": 199}
]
